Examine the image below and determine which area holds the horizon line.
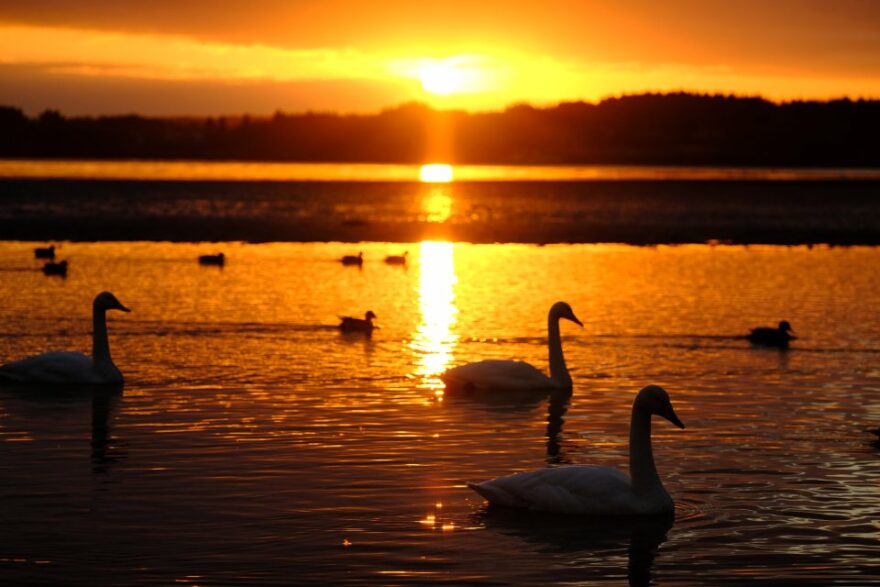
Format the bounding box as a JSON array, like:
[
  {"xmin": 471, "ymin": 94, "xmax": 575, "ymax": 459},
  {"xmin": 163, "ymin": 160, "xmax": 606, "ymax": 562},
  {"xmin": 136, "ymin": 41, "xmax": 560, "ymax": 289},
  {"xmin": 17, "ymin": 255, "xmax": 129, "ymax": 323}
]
[{"xmin": 5, "ymin": 90, "xmax": 879, "ymax": 120}]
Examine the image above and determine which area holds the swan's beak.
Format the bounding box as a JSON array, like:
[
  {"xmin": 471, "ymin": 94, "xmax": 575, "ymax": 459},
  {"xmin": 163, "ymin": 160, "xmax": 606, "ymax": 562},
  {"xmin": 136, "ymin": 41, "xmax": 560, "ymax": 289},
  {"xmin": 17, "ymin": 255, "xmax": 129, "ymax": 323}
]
[
  {"xmin": 115, "ymin": 302, "xmax": 131, "ymax": 313},
  {"xmin": 663, "ymin": 404, "xmax": 685, "ymax": 429},
  {"xmin": 570, "ymin": 314, "xmax": 583, "ymax": 327}
]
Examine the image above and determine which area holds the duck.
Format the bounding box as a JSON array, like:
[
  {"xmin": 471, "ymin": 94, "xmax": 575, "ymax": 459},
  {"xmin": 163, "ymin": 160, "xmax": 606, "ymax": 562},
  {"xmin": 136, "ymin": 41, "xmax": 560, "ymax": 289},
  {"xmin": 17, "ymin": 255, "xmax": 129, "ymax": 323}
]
[
  {"xmin": 384, "ymin": 252, "xmax": 408, "ymax": 265},
  {"xmin": 42, "ymin": 260, "xmax": 68, "ymax": 276},
  {"xmin": 341, "ymin": 252, "xmax": 364, "ymax": 266},
  {"xmin": 339, "ymin": 310, "xmax": 376, "ymax": 333},
  {"xmin": 0, "ymin": 292, "xmax": 131, "ymax": 385},
  {"xmin": 747, "ymin": 320, "xmax": 795, "ymax": 348},
  {"xmin": 468, "ymin": 385, "xmax": 685, "ymax": 515},
  {"xmin": 198, "ymin": 253, "xmax": 225, "ymax": 266},
  {"xmin": 34, "ymin": 245, "xmax": 55, "ymax": 259},
  {"xmin": 441, "ymin": 301, "xmax": 582, "ymax": 392}
]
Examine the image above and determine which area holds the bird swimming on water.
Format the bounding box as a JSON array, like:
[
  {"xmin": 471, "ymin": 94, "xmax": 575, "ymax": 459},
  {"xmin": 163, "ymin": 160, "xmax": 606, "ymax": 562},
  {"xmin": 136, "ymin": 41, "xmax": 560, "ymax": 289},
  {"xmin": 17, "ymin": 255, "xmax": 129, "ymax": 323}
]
[
  {"xmin": 0, "ymin": 291, "xmax": 131, "ymax": 385},
  {"xmin": 441, "ymin": 301, "xmax": 582, "ymax": 393},
  {"xmin": 42, "ymin": 260, "xmax": 68, "ymax": 276},
  {"xmin": 468, "ymin": 385, "xmax": 685, "ymax": 515},
  {"xmin": 747, "ymin": 320, "xmax": 795, "ymax": 348},
  {"xmin": 384, "ymin": 252, "xmax": 408, "ymax": 265},
  {"xmin": 339, "ymin": 311, "xmax": 376, "ymax": 333},
  {"xmin": 34, "ymin": 245, "xmax": 55, "ymax": 259},
  {"xmin": 341, "ymin": 252, "xmax": 364, "ymax": 266},
  {"xmin": 198, "ymin": 253, "xmax": 225, "ymax": 266}
]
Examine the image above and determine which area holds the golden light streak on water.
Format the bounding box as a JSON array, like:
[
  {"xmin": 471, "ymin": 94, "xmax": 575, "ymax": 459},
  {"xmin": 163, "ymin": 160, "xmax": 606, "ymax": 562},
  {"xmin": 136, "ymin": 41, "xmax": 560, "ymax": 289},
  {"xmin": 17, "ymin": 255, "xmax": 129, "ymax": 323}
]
[
  {"xmin": 421, "ymin": 186, "xmax": 453, "ymax": 223},
  {"xmin": 410, "ymin": 241, "xmax": 458, "ymax": 394}
]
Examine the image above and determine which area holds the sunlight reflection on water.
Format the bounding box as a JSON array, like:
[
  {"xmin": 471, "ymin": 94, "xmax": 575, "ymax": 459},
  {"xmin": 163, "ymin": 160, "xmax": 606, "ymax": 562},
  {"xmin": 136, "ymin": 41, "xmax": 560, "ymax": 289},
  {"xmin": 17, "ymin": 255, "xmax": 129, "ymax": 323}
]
[{"xmin": 410, "ymin": 241, "xmax": 458, "ymax": 395}]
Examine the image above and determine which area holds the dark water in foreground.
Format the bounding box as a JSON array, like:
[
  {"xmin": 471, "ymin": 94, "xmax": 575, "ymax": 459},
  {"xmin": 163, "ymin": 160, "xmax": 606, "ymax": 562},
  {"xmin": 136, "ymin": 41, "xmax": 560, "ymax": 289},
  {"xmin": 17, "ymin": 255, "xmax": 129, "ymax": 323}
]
[{"xmin": 1, "ymin": 241, "xmax": 879, "ymax": 585}]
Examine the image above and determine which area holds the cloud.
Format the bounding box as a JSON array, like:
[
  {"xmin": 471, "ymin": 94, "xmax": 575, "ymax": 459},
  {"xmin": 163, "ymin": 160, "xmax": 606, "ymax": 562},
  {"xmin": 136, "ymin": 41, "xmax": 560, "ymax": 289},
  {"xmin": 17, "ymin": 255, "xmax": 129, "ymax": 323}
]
[{"xmin": 0, "ymin": 63, "xmax": 419, "ymax": 115}]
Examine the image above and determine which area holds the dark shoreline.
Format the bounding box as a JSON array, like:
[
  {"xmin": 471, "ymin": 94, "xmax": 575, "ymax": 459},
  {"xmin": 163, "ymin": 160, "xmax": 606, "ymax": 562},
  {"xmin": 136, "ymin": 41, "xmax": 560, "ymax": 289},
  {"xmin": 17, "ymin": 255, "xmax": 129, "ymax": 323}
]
[{"xmin": 2, "ymin": 178, "xmax": 879, "ymax": 245}]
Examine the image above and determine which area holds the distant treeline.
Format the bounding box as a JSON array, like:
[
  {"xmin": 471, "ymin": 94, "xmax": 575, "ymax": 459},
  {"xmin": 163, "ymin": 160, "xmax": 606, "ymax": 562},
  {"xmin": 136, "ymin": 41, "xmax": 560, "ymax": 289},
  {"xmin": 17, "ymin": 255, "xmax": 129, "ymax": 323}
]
[{"xmin": 1, "ymin": 93, "xmax": 879, "ymax": 166}]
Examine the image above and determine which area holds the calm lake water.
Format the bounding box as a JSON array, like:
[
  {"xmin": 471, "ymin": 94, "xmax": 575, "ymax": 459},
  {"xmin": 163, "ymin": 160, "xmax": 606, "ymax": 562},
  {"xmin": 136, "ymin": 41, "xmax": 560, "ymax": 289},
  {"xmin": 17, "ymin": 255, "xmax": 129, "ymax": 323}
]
[{"xmin": 1, "ymin": 241, "xmax": 879, "ymax": 585}]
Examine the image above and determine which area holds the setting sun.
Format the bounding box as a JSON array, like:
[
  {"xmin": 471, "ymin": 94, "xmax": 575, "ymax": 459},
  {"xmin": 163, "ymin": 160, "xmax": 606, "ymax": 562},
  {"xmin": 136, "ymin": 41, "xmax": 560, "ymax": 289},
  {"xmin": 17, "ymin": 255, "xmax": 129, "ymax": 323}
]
[
  {"xmin": 419, "ymin": 61, "xmax": 465, "ymax": 95},
  {"xmin": 419, "ymin": 164, "xmax": 454, "ymax": 183}
]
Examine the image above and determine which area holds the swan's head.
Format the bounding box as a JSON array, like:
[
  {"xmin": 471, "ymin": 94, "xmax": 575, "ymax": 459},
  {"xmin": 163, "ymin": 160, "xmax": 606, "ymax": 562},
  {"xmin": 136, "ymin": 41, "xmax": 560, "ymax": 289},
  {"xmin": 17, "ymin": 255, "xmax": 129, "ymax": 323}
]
[
  {"xmin": 550, "ymin": 301, "xmax": 582, "ymax": 327},
  {"xmin": 365, "ymin": 310, "xmax": 376, "ymax": 321},
  {"xmin": 636, "ymin": 385, "xmax": 685, "ymax": 429},
  {"xmin": 94, "ymin": 291, "xmax": 131, "ymax": 313},
  {"xmin": 778, "ymin": 320, "xmax": 793, "ymax": 333}
]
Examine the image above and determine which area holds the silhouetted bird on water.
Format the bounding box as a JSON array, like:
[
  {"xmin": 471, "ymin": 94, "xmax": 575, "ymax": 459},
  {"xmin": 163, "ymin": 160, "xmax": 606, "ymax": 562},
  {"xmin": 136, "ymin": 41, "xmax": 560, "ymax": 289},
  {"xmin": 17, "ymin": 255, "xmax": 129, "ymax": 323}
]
[
  {"xmin": 34, "ymin": 245, "xmax": 55, "ymax": 259},
  {"xmin": 747, "ymin": 320, "xmax": 795, "ymax": 348},
  {"xmin": 198, "ymin": 253, "xmax": 225, "ymax": 266},
  {"xmin": 339, "ymin": 311, "xmax": 376, "ymax": 333},
  {"xmin": 384, "ymin": 252, "xmax": 408, "ymax": 265},
  {"xmin": 341, "ymin": 252, "xmax": 364, "ymax": 266},
  {"xmin": 42, "ymin": 260, "xmax": 68, "ymax": 276}
]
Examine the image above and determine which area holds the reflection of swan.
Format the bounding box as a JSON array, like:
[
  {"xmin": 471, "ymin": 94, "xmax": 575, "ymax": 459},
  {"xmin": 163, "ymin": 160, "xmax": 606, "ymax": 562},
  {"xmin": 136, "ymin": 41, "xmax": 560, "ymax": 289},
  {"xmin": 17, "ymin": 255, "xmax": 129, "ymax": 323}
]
[
  {"xmin": 0, "ymin": 383, "xmax": 124, "ymax": 472},
  {"xmin": 747, "ymin": 320, "xmax": 795, "ymax": 348},
  {"xmin": 0, "ymin": 292, "xmax": 131, "ymax": 385},
  {"xmin": 441, "ymin": 301, "xmax": 582, "ymax": 393},
  {"xmin": 339, "ymin": 310, "xmax": 376, "ymax": 333},
  {"xmin": 479, "ymin": 508, "xmax": 673, "ymax": 587},
  {"xmin": 90, "ymin": 385, "xmax": 124, "ymax": 472},
  {"xmin": 545, "ymin": 390, "xmax": 571, "ymax": 463},
  {"xmin": 469, "ymin": 385, "xmax": 685, "ymax": 515}
]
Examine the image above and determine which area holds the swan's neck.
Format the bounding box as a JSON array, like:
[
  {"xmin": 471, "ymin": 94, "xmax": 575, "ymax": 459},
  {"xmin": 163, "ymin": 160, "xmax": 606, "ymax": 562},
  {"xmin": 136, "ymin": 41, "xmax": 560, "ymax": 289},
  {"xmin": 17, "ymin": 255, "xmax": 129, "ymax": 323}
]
[
  {"xmin": 547, "ymin": 312, "xmax": 570, "ymax": 386},
  {"xmin": 629, "ymin": 408, "xmax": 662, "ymax": 494},
  {"xmin": 92, "ymin": 305, "xmax": 112, "ymax": 368}
]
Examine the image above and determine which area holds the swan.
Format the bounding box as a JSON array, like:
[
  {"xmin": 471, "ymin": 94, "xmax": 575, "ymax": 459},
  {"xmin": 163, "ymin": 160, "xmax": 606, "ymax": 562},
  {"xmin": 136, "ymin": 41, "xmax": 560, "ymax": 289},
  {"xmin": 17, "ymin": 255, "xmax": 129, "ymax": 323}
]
[
  {"xmin": 468, "ymin": 385, "xmax": 685, "ymax": 515},
  {"xmin": 384, "ymin": 252, "xmax": 408, "ymax": 265},
  {"xmin": 339, "ymin": 310, "xmax": 376, "ymax": 333},
  {"xmin": 441, "ymin": 301, "xmax": 582, "ymax": 392},
  {"xmin": 341, "ymin": 252, "xmax": 364, "ymax": 266},
  {"xmin": 747, "ymin": 320, "xmax": 795, "ymax": 348},
  {"xmin": 0, "ymin": 292, "xmax": 131, "ymax": 385}
]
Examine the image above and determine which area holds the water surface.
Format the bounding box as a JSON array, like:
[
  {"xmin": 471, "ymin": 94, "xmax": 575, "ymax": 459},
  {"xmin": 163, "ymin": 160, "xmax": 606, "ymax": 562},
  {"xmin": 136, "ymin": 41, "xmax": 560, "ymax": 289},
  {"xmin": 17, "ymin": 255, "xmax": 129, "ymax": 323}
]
[{"xmin": 1, "ymin": 241, "xmax": 879, "ymax": 585}]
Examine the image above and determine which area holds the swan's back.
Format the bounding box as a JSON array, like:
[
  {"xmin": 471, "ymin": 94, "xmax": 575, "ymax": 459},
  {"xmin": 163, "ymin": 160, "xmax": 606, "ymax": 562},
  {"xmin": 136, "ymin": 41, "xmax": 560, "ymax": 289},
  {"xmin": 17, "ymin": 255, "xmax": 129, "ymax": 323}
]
[
  {"xmin": 469, "ymin": 465, "xmax": 670, "ymax": 515},
  {"xmin": 442, "ymin": 360, "xmax": 554, "ymax": 392},
  {"xmin": 0, "ymin": 351, "xmax": 97, "ymax": 384}
]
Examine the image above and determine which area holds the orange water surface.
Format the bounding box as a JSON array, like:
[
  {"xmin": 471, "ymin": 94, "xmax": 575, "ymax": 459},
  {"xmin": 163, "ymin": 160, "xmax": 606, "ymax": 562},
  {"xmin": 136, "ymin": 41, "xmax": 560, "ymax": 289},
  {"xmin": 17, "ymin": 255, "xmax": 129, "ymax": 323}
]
[{"xmin": 0, "ymin": 241, "xmax": 879, "ymax": 585}]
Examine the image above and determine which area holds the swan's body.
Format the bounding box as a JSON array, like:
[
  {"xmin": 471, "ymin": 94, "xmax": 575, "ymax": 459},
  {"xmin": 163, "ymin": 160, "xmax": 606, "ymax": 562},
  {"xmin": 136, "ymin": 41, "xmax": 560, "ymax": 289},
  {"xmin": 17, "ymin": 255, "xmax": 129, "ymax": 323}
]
[
  {"xmin": 469, "ymin": 385, "xmax": 685, "ymax": 515},
  {"xmin": 198, "ymin": 253, "xmax": 225, "ymax": 266},
  {"xmin": 384, "ymin": 252, "xmax": 408, "ymax": 265},
  {"xmin": 34, "ymin": 245, "xmax": 55, "ymax": 259},
  {"xmin": 747, "ymin": 320, "xmax": 795, "ymax": 348},
  {"xmin": 341, "ymin": 252, "xmax": 363, "ymax": 266},
  {"xmin": 339, "ymin": 310, "xmax": 376, "ymax": 333},
  {"xmin": 442, "ymin": 301, "xmax": 582, "ymax": 392},
  {"xmin": 0, "ymin": 292, "xmax": 130, "ymax": 385}
]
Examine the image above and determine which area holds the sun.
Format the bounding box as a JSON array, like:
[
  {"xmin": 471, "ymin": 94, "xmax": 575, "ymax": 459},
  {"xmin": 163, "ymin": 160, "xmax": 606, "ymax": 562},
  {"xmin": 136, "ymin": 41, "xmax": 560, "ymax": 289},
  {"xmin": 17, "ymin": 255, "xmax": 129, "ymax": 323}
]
[
  {"xmin": 419, "ymin": 164, "xmax": 454, "ymax": 183},
  {"xmin": 419, "ymin": 62, "xmax": 464, "ymax": 96}
]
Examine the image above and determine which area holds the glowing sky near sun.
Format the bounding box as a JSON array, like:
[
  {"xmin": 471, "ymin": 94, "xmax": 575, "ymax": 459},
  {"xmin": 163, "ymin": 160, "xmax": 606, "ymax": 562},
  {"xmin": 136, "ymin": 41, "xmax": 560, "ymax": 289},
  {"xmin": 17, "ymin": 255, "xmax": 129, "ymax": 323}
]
[{"xmin": 0, "ymin": 0, "xmax": 878, "ymax": 115}]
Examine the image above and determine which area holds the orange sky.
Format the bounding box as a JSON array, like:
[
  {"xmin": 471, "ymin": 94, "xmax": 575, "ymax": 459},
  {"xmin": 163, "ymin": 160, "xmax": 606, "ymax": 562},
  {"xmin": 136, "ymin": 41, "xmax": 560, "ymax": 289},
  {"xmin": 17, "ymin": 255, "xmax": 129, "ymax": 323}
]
[{"xmin": 1, "ymin": 0, "xmax": 878, "ymax": 115}]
